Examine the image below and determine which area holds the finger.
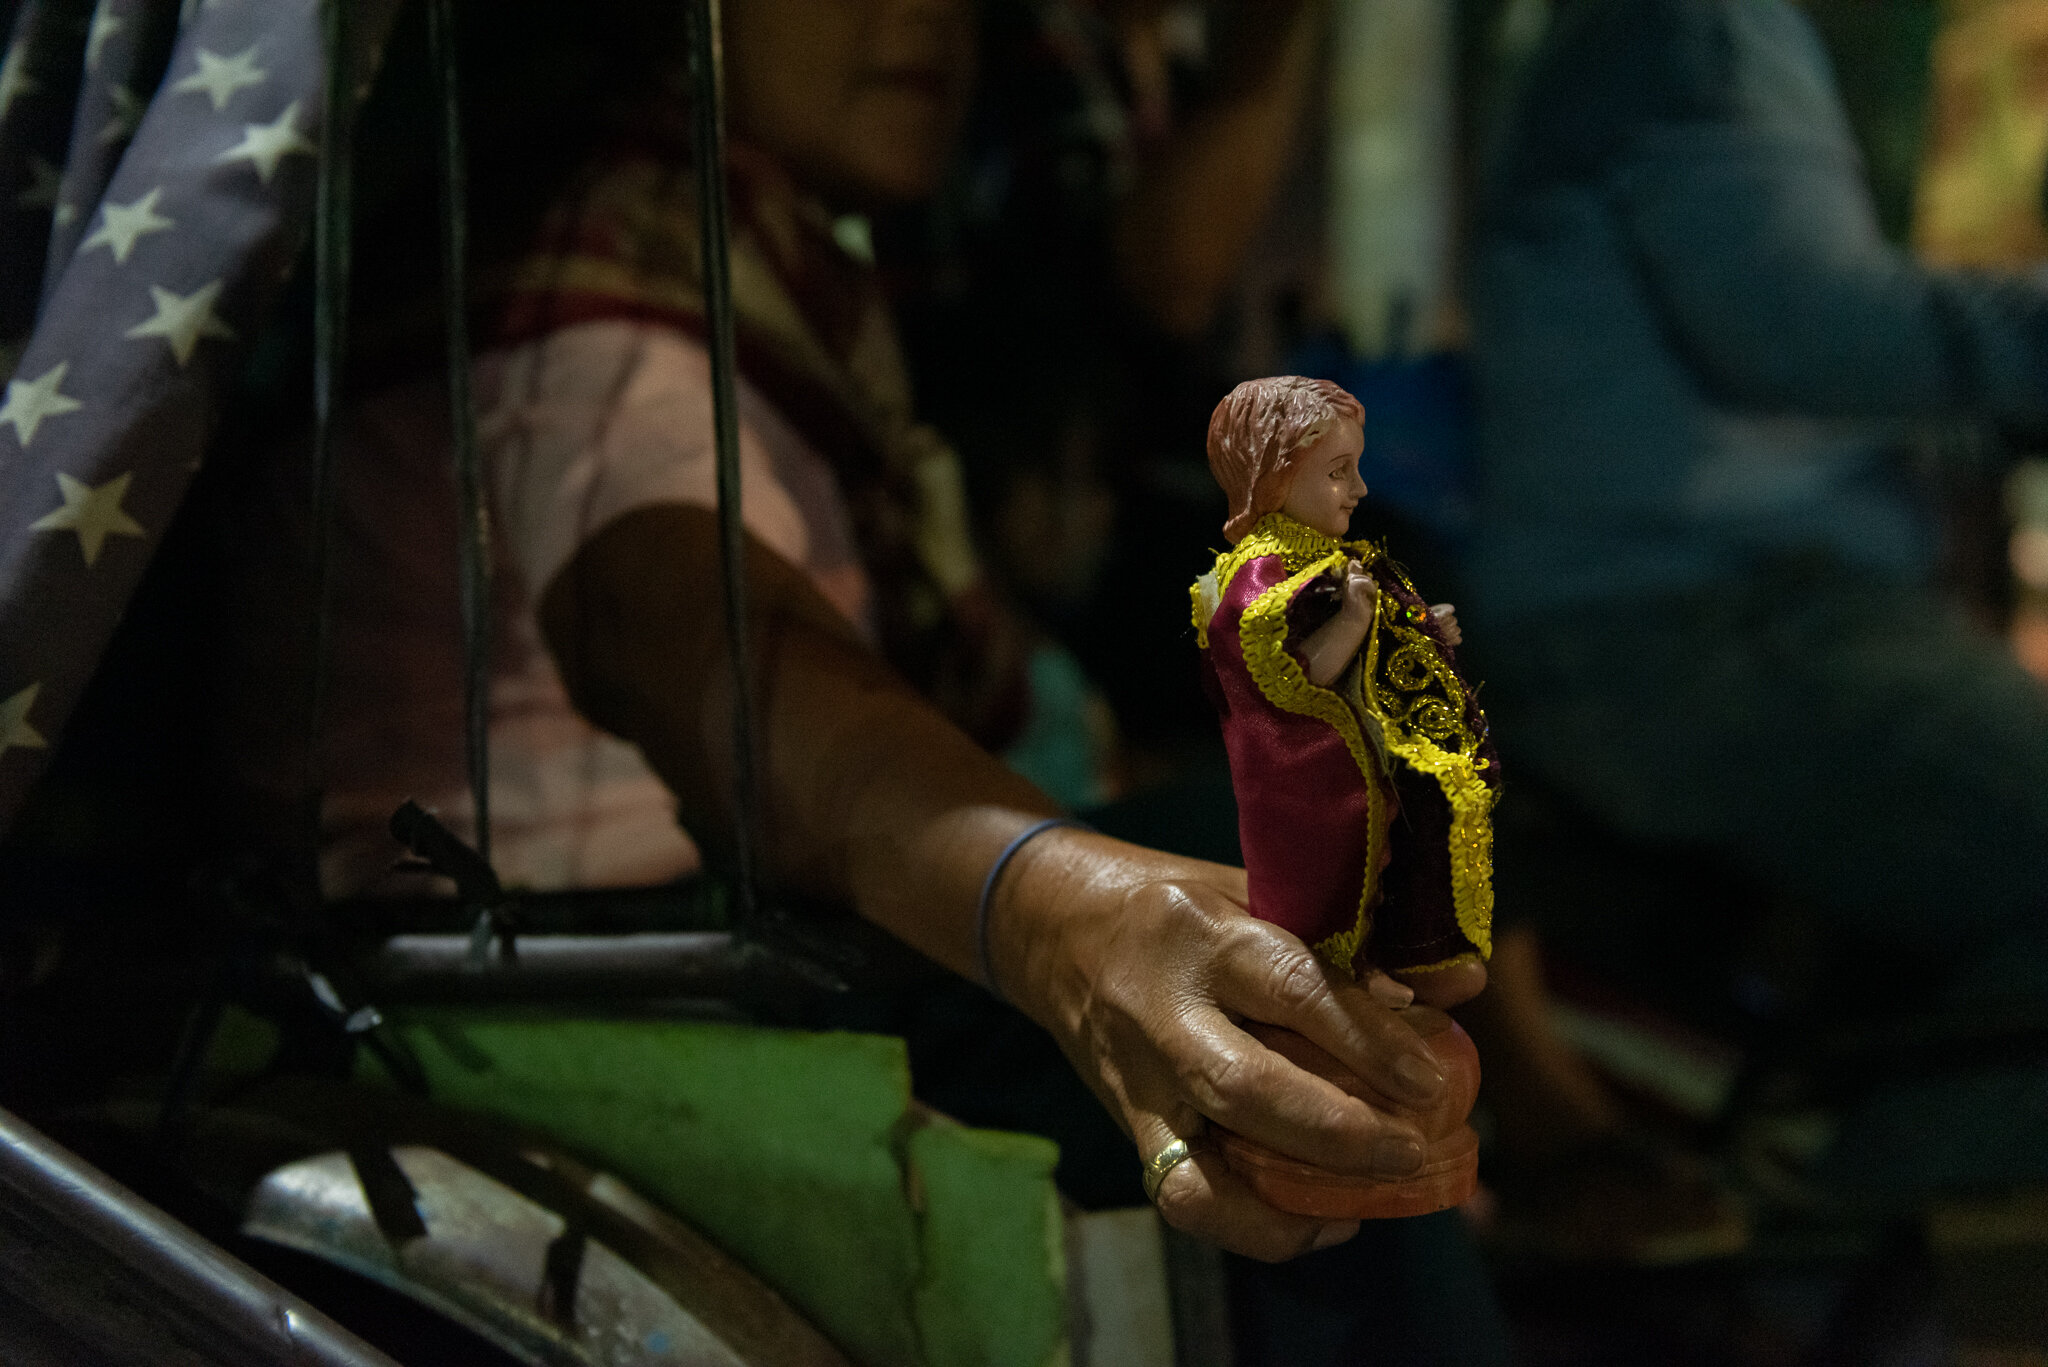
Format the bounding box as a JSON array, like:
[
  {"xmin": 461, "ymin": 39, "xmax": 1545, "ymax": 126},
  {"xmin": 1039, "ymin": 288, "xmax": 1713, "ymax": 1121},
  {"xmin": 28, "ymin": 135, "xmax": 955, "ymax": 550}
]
[
  {"xmin": 1213, "ymin": 929, "xmax": 1448, "ymax": 1115},
  {"xmin": 1393, "ymin": 958, "xmax": 1487, "ymax": 1007},
  {"xmin": 1163, "ymin": 1007, "xmax": 1426, "ymax": 1178},
  {"xmin": 1148, "ymin": 1137, "xmax": 1359, "ymax": 1262},
  {"xmin": 1361, "ymin": 969, "xmax": 1415, "ymax": 1009}
]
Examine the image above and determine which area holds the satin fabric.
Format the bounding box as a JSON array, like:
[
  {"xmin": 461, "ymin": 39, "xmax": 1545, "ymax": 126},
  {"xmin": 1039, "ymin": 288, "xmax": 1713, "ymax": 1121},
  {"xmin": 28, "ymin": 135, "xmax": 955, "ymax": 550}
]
[
  {"xmin": 1200, "ymin": 537, "xmax": 1495, "ymax": 974},
  {"xmin": 1202, "ymin": 552, "xmax": 1392, "ymax": 959}
]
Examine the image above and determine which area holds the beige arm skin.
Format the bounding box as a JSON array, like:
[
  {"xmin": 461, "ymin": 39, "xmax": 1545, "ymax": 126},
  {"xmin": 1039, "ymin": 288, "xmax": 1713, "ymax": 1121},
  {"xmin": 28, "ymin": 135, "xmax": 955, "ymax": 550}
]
[
  {"xmin": 540, "ymin": 504, "xmax": 1473, "ymax": 1259},
  {"xmin": 1298, "ymin": 560, "xmax": 1378, "ymax": 688}
]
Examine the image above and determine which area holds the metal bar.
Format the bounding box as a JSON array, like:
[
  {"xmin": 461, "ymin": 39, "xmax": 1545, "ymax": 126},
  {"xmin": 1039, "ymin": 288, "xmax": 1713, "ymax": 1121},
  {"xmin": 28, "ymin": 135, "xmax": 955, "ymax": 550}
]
[
  {"xmin": 304, "ymin": 0, "xmax": 356, "ymax": 877},
  {"xmin": 356, "ymin": 929, "xmax": 867, "ymax": 1002},
  {"xmin": 0, "ymin": 1106, "xmax": 403, "ymax": 1367},
  {"xmin": 328, "ymin": 879, "xmax": 733, "ymax": 937},
  {"xmin": 686, "ymin": 0, "xmax": 762, "ymax": 929},
  {"xmin": 426, "ymin": 0, "xmax": 493, "ymax": 870},
  {"xmin": 363, "ymin": 930, "xmax": 742, "ymax": 999},
  {"xmin": 360, "ymin": 932, "xmax": 786, "ymax": 1012}
]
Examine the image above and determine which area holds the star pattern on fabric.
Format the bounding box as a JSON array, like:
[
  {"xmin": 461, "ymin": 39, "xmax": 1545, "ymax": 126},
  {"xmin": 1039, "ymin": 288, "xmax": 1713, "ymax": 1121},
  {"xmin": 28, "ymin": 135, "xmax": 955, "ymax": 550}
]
[
  {"xmin": 0, "ymin": 363, "xmax": 83, "ymax": 447},
  {"xmin": 214, "ymin": 101, "xmax": 313, "ymax": 184},
  {"xmin": 179, "ymin": 0, "xmax": 231, "ymax": 26},
  {"xmin": 87, "ymin": 8, "xmax": 126, "ymax": 74},
  {"xmin": 124, "ymin": 278, "xmax": 234, "ymax": 364},
  {"xmin": 170, "ymin": 44, "xmax": 265, "ymax": 112},
  {"xmin": 30, "ymin": 471, "xmax": 146, "ymax": 566},
  {"xmin": 82, "ymin": 187, "xmax": 174, "ymax": 263},
  {"xmin": 17, "ymin": 155, "xmax": 61, "ymax": 210},
  {"xmin": 0, "ymin": 685, "xmax": 49, "ymax": 763},
  {"xmin": 96, "ymin": 83, "xmax": 145, "ymax": 146},
  {"xmin": 0, "ymin": 0, "xmax": 362, "ymax": 829},
  {"xmin": 0, "ymin": 40, "xmax": 37, "ymax": 123}
]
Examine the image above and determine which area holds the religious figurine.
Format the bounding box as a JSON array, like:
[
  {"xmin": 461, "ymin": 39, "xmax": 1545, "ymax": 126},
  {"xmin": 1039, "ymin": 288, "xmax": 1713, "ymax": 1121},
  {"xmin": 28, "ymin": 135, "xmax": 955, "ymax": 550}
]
[{"xmin": 1192, "ymin": 375, "xmax": 1497, "ymax": 1218}]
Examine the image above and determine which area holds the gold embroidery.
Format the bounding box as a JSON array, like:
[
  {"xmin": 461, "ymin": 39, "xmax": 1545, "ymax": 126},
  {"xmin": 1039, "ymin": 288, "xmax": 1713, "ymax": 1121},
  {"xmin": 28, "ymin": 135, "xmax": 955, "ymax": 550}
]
[
  {"xmin": 1193, "ymin": 512, "xmax": 1496, "ymax": 967},
  {"xmin": 1195, "ymin": 513, "xmax": 1359, "ymax": 647},
  {"xmin": 1362, "ymin": 622, "xmax": 1495, "ymax": 960},
  {"xmin": 1190, "ymin": 572, "xmax": 1219, "ymax": 648}
]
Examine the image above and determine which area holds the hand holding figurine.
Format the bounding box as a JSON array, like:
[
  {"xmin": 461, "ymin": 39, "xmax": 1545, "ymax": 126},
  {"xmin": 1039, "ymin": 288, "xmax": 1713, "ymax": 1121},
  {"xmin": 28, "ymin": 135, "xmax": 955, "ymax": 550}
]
[
  {"xmin": 1191, "ymin": 376, "xmax": 1501, "ymax": 1219},
  {"xmin": 987, "ymin": 834, "xmax": 1465, "ymax": 1260}
]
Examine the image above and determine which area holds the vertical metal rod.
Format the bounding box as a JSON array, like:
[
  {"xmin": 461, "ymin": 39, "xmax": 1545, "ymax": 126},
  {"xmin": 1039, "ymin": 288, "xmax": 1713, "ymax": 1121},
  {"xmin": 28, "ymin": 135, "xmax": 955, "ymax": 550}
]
[
  {"xmin": 290, "ymin": 3, "xmax": 432, "ymax": 1098},
  {"xmin": 686, "ymin": 0, "xmax": 761, "ymax": 926},
  {"xmin": 305, "ymin": 0, "xmax": 355, "ymax": 866},
  {"xmin": 426, "ymin": 0, "xmax": 492, "ymax": 868}
]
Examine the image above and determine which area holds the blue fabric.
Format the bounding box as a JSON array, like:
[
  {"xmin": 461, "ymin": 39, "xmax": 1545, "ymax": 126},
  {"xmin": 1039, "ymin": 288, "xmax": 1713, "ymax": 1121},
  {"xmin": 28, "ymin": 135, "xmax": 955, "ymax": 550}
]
[
  {"xmin": 1465, "ymin": 0, "xmax": 2048, "ymax": 1201},
  {"xmin": 1465, "ymin": 0, "xmax": 2048, "ymax": 625}
]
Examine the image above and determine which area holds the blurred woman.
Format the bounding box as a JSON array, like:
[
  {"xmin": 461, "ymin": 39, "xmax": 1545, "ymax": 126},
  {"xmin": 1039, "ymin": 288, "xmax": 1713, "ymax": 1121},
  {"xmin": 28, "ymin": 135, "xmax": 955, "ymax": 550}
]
[{"xmin": 215, "ymin": 2, "xmax": 1511, "ymax": 1354}]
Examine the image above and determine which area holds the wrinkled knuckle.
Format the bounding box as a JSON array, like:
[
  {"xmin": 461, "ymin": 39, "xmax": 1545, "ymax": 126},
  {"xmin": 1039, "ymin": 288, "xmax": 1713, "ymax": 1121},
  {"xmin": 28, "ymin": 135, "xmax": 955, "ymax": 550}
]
[
  {"xmin": 1160, "ymin": 887, "xmax": 1216, "ymax": 938},
  {"xmin": 1218, "ymin": 917, "xmax": 1276, "ymax": 964},
  {"xmin": 1127, "ymin": 880, "xmax": 1208, "ymax": 937},
  {"xmin": 1151, "ymin": 1176, "xmax": 1205, "ymax": 1231},
  {"xmin": 1181, "ymin": 1042, "xmax": 1254, "ymax": 1112},
  {"xmin": 1267, "ymin": 951, "xmax": 1333, "ymax": 1015}
]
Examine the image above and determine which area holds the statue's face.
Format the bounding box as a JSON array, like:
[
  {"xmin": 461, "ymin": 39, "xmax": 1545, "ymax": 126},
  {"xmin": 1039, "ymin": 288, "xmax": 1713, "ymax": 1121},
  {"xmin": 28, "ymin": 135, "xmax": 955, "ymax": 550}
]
[
  {"xmin": 726, "ymin": 0, "xmax": 975, "ymax": 210},
  {"xmin": 1279, "ymin": 419, "xmax": 1368, "ymax": 538}
]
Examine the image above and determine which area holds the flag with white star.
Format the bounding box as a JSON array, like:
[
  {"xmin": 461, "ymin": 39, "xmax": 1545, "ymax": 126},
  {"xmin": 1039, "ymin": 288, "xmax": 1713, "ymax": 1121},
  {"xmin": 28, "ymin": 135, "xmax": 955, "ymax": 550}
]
[
  {"xmin": 41, "ymin": 0, "xmax": 180, "ymax": 288},
  {"xmin": 0, "ymin": 0, "xmax": 401, "ymax": 832}
]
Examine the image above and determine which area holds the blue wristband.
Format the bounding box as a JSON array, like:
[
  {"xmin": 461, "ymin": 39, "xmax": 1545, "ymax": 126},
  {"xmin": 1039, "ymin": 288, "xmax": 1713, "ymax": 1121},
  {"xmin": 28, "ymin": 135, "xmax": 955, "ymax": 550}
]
[{"xmin": 977, "ymin": 817, "xmax": 1090, "ymax": 998}]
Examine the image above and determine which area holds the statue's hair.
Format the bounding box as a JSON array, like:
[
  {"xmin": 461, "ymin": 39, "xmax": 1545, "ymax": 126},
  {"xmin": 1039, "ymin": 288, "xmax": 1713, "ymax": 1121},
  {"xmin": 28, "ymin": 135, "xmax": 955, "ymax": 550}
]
[{"xmin": 1206, "ymin": 377, "xmax": 1365, "ymax": 543}]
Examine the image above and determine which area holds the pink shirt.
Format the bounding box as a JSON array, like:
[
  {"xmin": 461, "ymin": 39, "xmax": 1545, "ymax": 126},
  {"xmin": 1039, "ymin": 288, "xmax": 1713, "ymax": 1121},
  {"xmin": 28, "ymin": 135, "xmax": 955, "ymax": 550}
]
[{"xmin": 231, "ymin": 321, "xmax": 874, "ymax": 898}]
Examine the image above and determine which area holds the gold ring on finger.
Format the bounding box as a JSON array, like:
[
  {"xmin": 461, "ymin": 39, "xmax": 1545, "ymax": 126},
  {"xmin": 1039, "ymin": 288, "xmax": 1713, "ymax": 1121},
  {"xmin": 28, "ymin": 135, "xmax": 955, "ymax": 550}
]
[{"xmin": 1142, "ymin": 1136, "xmax": 1199, "ymax": 1205}]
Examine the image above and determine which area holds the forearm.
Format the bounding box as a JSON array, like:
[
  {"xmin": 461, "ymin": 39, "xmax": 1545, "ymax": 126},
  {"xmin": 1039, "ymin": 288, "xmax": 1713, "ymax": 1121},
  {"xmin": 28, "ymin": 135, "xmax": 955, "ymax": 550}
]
[
  {"xmin": 1297, "ymin": 606, "xmax": 1370, "ymax": 687},
  {"xmin": 540, "ymin": 503, "xmax": 1057, "ymax": 981},
  {"xmin": 541, "ymin": 506, "xmax": 1474, "ymax": 1261},
  {"xmin": 753, "ymin": 620, "xmax": 1059, "ymax": 978}
]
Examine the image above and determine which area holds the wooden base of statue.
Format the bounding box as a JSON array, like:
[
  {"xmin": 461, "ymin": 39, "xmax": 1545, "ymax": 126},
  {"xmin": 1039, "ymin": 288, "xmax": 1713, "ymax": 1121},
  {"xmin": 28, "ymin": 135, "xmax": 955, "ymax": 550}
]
[{"xmin": 1217, "ymin": 1007, "xmax": 1480, "ymax": 1220}]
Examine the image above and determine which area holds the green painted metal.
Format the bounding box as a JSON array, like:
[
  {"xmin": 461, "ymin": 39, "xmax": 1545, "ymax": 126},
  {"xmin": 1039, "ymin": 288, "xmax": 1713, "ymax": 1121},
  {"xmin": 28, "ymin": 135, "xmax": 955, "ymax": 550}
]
[
  {"xmin": 373, "ymin": 1014, "xmax": 1068, "ymax": 1367},
  {"xmin": 909, "ymin": 1124, "xmax": 1066, "ymax": 1367}
]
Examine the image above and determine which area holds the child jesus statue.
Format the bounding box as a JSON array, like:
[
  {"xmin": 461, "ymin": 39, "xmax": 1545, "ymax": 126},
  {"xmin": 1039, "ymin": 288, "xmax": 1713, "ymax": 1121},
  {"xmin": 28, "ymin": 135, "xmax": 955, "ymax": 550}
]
[{"xmin": 1192, "ymin": 375, "xmax": 1498, "ymax": 1216}]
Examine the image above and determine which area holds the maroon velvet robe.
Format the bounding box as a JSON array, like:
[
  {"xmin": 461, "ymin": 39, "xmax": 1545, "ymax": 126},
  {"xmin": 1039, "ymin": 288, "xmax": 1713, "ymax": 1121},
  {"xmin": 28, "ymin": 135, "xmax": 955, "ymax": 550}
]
[{"xmin": 1196, "ymin": 516, "xmax": 1497, "ymax": 978}]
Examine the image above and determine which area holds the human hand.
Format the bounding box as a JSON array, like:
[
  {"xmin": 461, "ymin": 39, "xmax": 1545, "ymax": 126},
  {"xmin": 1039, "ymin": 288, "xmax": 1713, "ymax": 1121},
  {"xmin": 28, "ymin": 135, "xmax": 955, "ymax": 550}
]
[
  {"xmin": 1430, "ymin": 603, "xmax": 1461, "ymax": 646},
  {"xmin": 990, "ymin": 834, "xmax": 1468, "ymax": 1261},
  {"xmin": 1341, "ymin": 559, "xmax": 1378, "ymax": 628}
]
